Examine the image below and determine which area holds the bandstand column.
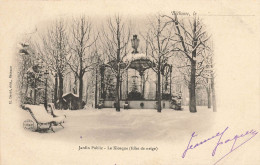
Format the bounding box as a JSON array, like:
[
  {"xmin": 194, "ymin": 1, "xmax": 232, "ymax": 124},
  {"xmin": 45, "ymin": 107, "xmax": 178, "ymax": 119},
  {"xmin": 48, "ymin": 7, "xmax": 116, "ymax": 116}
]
[{"xmin": 140, "ymin": 71, "xmax": 144, "ymax": 97}]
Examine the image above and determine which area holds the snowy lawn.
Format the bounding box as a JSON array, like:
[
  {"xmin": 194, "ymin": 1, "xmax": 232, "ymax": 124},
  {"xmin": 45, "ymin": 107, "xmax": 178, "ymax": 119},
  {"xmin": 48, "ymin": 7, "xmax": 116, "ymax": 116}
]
[{"xmin": 21, "ymin": 105, "xmax": 216, "ymax": 143}]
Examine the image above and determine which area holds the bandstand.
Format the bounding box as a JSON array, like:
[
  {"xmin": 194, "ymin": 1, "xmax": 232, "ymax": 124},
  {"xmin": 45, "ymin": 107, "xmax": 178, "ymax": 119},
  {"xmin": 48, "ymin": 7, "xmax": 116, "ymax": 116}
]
[{"xmin": 98, "ymin": 35, "xmax": 181, "ymax": 109}]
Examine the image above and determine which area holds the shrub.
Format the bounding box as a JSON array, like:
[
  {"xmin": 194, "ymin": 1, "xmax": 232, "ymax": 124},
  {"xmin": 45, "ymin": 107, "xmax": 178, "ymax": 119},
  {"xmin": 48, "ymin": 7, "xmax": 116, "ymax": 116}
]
[
  {"xmin": 140, "ymin": 102, "xmax": 144, "ymax": 108},
  {"xmin": 162, "ymin": 93, "xmax": 171, "ymax": 100},
  {"xmin": 127, "ymin": 91, "xmax": 144, "ymax": 100}
]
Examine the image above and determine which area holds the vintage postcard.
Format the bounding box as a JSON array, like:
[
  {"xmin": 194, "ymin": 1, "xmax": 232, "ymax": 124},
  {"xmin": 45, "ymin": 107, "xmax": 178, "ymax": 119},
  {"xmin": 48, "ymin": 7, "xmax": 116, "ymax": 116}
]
[{"xmin": 0, "ymin": 0, "xmax": 259, "ymax": 165}]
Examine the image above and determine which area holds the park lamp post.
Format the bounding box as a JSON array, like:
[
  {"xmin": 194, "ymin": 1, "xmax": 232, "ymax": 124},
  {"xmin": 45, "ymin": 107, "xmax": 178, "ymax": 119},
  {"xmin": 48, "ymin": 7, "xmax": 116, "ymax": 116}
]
[{"xmin": 44, "ymin": 70, "xmax": 49, "ymax": 110}]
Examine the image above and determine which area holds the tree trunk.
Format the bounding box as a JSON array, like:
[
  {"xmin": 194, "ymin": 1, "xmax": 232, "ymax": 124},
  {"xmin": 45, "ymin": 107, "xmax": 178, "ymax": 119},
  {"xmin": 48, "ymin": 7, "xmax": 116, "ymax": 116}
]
[
  {"xmin": 115, "ymin": 70, "xmax": 120, "ymax": 111},
  {"xmin": 116, "ymin": 26, "xmax": 120, "ymax": 112},
  {"xmin": 34, "ymin": 89, "xmax": 37, "ymax": 105},
  {"xmin": 120, "ymin": 75, "xmax": 122, "ymax": 100},
  {"xmin": 86, "ymin": 84, "xmax": 89, "ymax": 104},
  {"xmin": 206, "ymin": 82, "xmax": 212, "ymax": 108},
  {"xmin": 58, "ymin": 73, "xmax": 63, "ymax": 109},
  {"xmin": 21, "ymin": 66, "xmax": 25, "ymax": 97},
  {"xmin": 95, "ymin": 68, "xmax": 98, "ymax": 108},
  {"xmin": 189, "ymin": 60, "xmax": 197, "ymax": 112},
  {"xmin": 73, "ymin": 75, "xmax": 78, "ymax": 94},
  {"xmin": 25, "ymin": 76, "xmax": 29, "ymax": 97},
  {"xmin": 78, "ymin": 75, "xmax": 83, "ymax": 109},
  {"xmin": 162, "ymin": 74, "xmax": 164, "ymax": 96},
  {"xmin": 100, "ymin": 66, "xmax": 105, "ymax": 99},
  {"xmin": 34, "ymin": 78, "xmax": 37, "ymax": 105},
  {"xmin": 44, "ymin": 78, "xmax": 48, "ymax": 110},
  {"xmin": 211, "ymin": 76, "xmax": 217, "ymax": 112},
  {"xmin": 157, "ymin": 66, "xmax": 162, "ymax": 112},
  {"xmin": 69, "ymin": 73, "xmax": 72, "ymax": 92},
  {"xmin": 170, "ymin": 68, "xmax": 172, "ymax": 96},
  {"xmin": 126, "ymin": 69, "xmax": 129, "ymax": 98},
  {"xmin": 54, "ymin": 74, "xmax": 58, "ymax": 107}
]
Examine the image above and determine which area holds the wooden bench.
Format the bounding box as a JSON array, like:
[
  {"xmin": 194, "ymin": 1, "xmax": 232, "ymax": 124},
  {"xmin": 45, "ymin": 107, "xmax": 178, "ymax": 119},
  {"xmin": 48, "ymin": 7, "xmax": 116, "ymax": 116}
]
[{"xmin": 22, "ymin": 105, "xmax": 65, "ymax": 133}]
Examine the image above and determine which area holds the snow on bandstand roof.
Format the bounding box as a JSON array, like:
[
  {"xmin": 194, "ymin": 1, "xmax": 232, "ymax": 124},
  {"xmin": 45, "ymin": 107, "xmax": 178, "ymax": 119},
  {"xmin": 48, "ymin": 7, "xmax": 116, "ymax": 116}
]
[
  {"xmin": 124, "ymin": 53, "xmax": 155, "ymax": 74},
  {"xmin": 62, "ymin": 92, "xmax": 79, "ymax": 98},
  {"xmin": 104, "ymin": 52, "xmax": 155, "ymax": 76},
  {"xmin": 124, "ymin": 53, "xmax": 149, "ymax": 62}
]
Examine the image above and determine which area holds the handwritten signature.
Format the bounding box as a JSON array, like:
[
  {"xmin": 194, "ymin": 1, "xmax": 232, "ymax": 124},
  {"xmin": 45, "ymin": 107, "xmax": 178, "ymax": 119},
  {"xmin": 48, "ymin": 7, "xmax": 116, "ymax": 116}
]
[{"xmin": 182, "ymin": 127, "xmax": 258, "ymax": 165}]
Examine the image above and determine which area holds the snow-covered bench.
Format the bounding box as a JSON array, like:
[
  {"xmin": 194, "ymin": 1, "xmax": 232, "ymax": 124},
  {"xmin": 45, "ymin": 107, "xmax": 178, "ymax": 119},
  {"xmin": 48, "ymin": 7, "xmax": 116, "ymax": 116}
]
[
  {"xmin": 22, "ymin": 105, "xmax": 65, "ymax": 133},
  {"xmin": 47, "ymin": 103, "xmax": 66, "ymax": 119}
]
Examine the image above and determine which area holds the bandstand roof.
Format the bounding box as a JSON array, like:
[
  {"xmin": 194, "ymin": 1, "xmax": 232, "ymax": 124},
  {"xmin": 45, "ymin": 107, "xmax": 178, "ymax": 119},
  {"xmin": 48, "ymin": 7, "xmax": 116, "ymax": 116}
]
[
  {"xmin": 124, "ymin": 53, "xmax": 155, "ymax": 75},
  {"xmin": 105, "ymin": 53, "xmax": 155, "ymax": 75}
]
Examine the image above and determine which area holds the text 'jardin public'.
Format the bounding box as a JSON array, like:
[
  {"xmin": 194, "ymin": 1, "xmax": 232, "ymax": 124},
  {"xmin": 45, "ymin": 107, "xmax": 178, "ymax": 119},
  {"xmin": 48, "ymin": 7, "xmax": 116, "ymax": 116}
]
[{"xmin": 78, "ymin": 145, "xmax": 158, "ymax": 151}]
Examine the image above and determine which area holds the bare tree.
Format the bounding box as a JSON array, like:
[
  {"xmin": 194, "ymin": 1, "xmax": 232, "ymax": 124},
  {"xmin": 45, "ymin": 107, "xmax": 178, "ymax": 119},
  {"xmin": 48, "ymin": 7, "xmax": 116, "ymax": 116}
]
[
  {"xmin": 17, "ymin": 42, "xmax": 35, "ymax": 102},
  {"xmin": 200, "ymin": 47, "xmax": 217, "ymax": 112},
  {"xmin": 101, "ymin": 15, "xmax": 131, "ymax": 112},
  {"xmin": 164, "ymin": 12, "xmax": 210, "ymax": 113},
  {"xmin": 34, "ymin": 19, "xmax": 69, "ymax": 109},
  {"xmin": 175, "ymin": 47, "xmax": 212, "ymax": 108},
  {"xmin": 67, "ymin": 16, "xmax": 98, "ymax": 108},
  {"xmin": 145, "ymin": 15, "xmax": 175, "ymax": 112},
  {"xmin": 85, "ymin": 69, "xmax": 96, "ymax": 106}
]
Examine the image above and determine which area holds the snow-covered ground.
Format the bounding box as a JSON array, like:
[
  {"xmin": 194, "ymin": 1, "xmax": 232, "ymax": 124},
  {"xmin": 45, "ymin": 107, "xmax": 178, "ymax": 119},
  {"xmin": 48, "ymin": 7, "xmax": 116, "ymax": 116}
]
[
  {"xmin": 4, "ymin": 105, "xmax": 259, "ymax": 165},
  {"xmin": 21, "ymin": 105, "xmax": 215, "ymax": 143}
]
